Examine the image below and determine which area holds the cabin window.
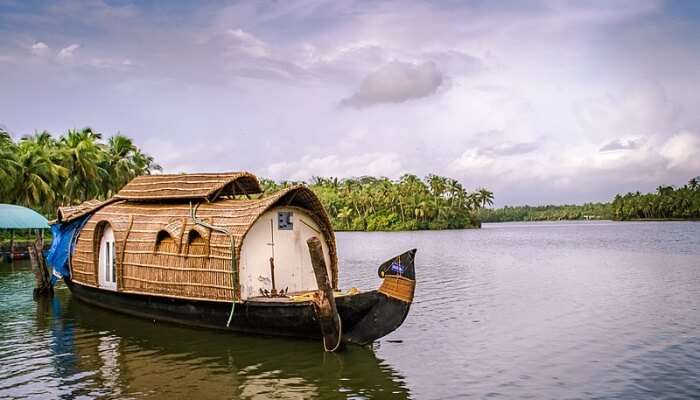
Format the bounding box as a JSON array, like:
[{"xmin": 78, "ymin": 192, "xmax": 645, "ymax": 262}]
[
  {"xmin": 186, "ymin": 230, "xmax": 208, "ymax": 256},
  {"xmin": 104, "ymin": 241, "xmax": 115, "ymax": 282},
  {"xmin": 154, "ymin": 230, "xmax": 177, "ymax": 254},
  {"xmin": 98, "ymin": 224, "xmax": 117, "ymax": 290},
  {"xmin": 278, "ymin": 211, "xmax": 293, "ymax": 230}
]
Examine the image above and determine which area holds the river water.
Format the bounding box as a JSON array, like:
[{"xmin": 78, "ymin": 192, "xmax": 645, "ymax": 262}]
[{"xmin": 1, "ymin": 221, "xmax": 699, "ymax": 399}]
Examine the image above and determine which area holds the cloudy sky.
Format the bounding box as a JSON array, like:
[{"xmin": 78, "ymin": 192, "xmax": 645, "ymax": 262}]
[{"xmin": 1, "ymin": 0, "xmax": 699, "ymax": 205}]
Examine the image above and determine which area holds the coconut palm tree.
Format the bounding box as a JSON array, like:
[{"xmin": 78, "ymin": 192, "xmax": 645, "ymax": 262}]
[
  {"xmin": 59, "ymin": 128, "xmax": 108, "ymax": 203},
  {"xmin": 13, "ymin": 140, "xmax": 67, "ymax": 212},
  {"xmin": 103, "ymin": 134, "xmax": 161, "ymax": 195},
  {"xmin": 477, "ymin": 188, "xmax": 495, "ymax": 208},
  {"xmin": 336, "ymin": 206, "xmax": 353, "ymax": 230},
  {"xmin": 689, "ymin": 177, "xmax": 699, "ymax": 191},
  {"xmin": 0, "ymin": 130, "xmax": 18, "ymax": 201}
]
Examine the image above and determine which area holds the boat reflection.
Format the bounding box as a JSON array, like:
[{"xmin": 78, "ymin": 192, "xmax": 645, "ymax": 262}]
[{"xmin": 36, "ymin": 292, "xmax": 410, "ymax": 399}]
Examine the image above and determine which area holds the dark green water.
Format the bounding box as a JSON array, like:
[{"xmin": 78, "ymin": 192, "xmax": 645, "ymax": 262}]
[{"xmin": 2, "ymin": 221, "xmax": 700, "ymax": 399}]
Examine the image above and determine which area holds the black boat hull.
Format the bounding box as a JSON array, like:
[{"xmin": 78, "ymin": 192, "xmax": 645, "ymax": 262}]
[
  {"xmin": 65, "ymin": 248, "xmax": 416, "ymax": 347},
  {"xmin": 65, "ymin": 279, "xmax": 410, "ymax": 346}
]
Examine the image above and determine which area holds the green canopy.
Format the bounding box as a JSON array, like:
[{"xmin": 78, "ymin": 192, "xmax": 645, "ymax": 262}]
[{"xmin": 0, "ymin": 204, "xmax": 49, "ymax": 229}]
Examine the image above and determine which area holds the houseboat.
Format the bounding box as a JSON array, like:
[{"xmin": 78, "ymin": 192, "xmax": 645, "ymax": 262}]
[{"xmin": 47, "ymin": 172, "xmax": 416, "ymax": 351}]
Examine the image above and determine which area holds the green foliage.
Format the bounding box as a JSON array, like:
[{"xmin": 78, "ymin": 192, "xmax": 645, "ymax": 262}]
[
  {"xmin": 263, "ymin": 175, "xmax": 490, "ymax": 231},
  {"xmin": 0, "ymin": 127, "xmax": 161, "ymax": 217},
  {"xmin": 480, "ymin": 177, "xmax": 700, "ymax": 223},
  {"xmin": 479, "ymin": 203, "xmax": 613, "ymax": 222},
  {"xmin": 611, "ymin": 179, "xmax": 700, "ymax": 220}
]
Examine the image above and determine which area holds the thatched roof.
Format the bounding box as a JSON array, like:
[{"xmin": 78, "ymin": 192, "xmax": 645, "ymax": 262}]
[
  {"xmin": 56, "ymin": 198, "xmax": 120, "ymax": 223},
  {"xmin": 114, "ymin": 172, "xmax": 262, "ymax": 202}
]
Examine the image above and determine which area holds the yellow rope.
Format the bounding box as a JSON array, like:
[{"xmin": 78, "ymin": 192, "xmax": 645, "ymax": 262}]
[{"xmin": 288, "ymin": 287, "xmax": 360, "ymax": 302}]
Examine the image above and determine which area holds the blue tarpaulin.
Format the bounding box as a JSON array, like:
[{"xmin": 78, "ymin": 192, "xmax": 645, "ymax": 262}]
[{"xmin": 46, "ymin": 215, "xmax": 90, "ymax": 285}]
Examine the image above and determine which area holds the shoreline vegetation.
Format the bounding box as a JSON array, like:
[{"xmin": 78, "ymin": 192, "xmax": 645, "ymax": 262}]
[
  {"xmin": 1, "ymin": 127, "xmax": 698, "ymax": 230},
  {"xmin": 479, "ymin": 203, "xmax": 613, "ymax": 223},
  {"xmin": 480, "ymin": 177, "xmax": 700, "ymax": 223},
  {"xmin": 262, "ymin": 176, "xmax": 493, "ymax": 231}
]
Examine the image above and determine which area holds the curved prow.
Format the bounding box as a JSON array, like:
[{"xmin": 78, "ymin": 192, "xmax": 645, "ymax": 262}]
[
  {"xmin": 377, "ymin": 248, "xmax": 417, "ymax": 303},
  {"xmin": 344, "ymin": 249, "xmax": 417, "ymax": 345},
  {"xmin": 378, "ymin": 248, "xmax": 417, "ymax": 280}
]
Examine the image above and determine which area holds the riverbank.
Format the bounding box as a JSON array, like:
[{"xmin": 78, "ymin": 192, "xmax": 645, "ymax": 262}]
[
  {"xmin": 334, "ymin": 222, "xmax": 481, "ymax": 232},
  {"xmin": 626, "ymin": 218, "xmax": 700, "ymax": 222},
  {"xmin": 478, "ymin": 203, "xmax": 612, "ymax": 223}
]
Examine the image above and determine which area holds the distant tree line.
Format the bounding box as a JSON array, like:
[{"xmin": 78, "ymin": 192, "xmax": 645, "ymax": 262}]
[
  {"xmin": 262, "ymin": 175, "xmax": 494, "ymax": 231},
  {"xmin": 612, "ymin": 178, "xmax": 700, "ymax": 220},
  {"xmin": 0, "ymin": 127, "xmax": 160, "ymax": 217},
  {"xmin": 479, "ymin": 203, "xmax": 613, "ymax": 222},
  {"xmin": 480, "ymin": 177, "xmax": 700, "ymax": 222}
]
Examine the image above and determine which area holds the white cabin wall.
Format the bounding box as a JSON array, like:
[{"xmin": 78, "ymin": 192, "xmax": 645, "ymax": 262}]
[{"xmin": 239, "ymin": 206, "xmax": 332, "ymax": 300}]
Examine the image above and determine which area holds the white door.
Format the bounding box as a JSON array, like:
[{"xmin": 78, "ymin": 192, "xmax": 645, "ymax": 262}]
[
  {"xmin": 98, "ymin": 225, "xmax": 117, "ymax": 290},
  {"xmin": 239, "ymin": 207, "xmax": 332, "ymax": 299}
]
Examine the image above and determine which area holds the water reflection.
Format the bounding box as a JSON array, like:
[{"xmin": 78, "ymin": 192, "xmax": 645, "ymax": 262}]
[{"xmin": 2, "ymin": 263, "xmax": 409, "ymax": 399}]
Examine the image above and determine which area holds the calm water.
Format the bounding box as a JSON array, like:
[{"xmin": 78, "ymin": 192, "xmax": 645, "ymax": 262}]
[{"xmin": 1, "ymin": 221, "xmax": 699, "ymax": 399}]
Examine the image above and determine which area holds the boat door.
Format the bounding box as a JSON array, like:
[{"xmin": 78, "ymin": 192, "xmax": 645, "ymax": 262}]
[
  {"xmin": 98, "ymin": 225, "xmax": 117, "ymax": 290},
  {"xmin": 239, "ymin": 207, "xmax": 332, "ymax": 299},
  {"xmin": 264, "ymin": 208, "xmax": 333, "ymax": 293}
]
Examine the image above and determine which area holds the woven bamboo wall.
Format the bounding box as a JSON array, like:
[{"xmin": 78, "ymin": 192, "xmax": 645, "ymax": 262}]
[{"xmin": 69, "ymin": 186, "xmax": 338, "ymax": 302}]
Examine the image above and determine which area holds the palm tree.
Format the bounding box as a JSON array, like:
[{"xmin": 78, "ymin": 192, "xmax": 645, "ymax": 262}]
[
  {"xmin": 477, "ymin": 188, "xmax": 495, "ymax": 208},
  {"xmin": 13, "ymin": 140, "xmax": 67, "ymax": 212},
  {"xmin": 0, "ymin": 130, "xmax": 18, "ymax": 201},
  {"xmin": 25, "ymin": 130, "xmax": 55, "ymax": 147},
  {"xmin": 104, "ymin": 134, "xmax": 161, "ymax": 195},
  {"xmin": 689, "ymin": 177, "xmax": 699, "ymax": 191},
  {"xmin": 59, "ymin": 128, "xmax": 108, "ymax": 203},
  {"xmin": 336, "ymin": 206, "xmax": 353, "ymax": 230},
  {"xmin": 466, "ymin": 192, "xmax": 480, "ymax": 210},
  {"xmin": 656, "ymin": 185, "xmax": 673, "ymax": 196}
]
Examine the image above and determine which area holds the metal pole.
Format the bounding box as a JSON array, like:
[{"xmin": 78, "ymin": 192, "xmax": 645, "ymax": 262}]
[{"xmin": 10, "ymin": 230, "xmax": 15, "ymax": 261}]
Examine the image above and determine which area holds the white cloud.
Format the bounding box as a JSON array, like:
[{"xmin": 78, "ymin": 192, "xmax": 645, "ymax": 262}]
[
  {"xmin": 660, "ymin": 131, "xmax": 700, "ymax": 170},
  {"xmin": 574, "ymin": 82, "xmax": 679, "ymax": 141},
  {"xmin": 57, "ymin": 44, "xmax": 80, "ymax": 60},
  {"xmin": 31, "ymin": 42, "xmax": 49, "ymax": 56},
  {"xmin": 447, "ymin": 129, "xmax": 700, "ymax": 204},
  {"xmin": 599, "ymin": 138, "xmax": 642, "ymax": 152},
  {"xmin": 267, "ymin": 152, "xmax": 403, "ymax": 181},
  {"xmin": 340, "ymin": 61, "xmax": 444, "ymax": 107},
  {"xmin": 227, "ymin": 29, "xmax": 270, "ymax": 58},
  {"xmin": 448, "ymin": 149, "xmax": 497, "ymax": 173}
]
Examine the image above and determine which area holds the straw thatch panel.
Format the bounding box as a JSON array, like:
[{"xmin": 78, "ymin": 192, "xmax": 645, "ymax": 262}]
[
  {"xmin": 70, "ymin": 185, "xmax": 337, "ymax": 302},
  {"xmin": 114, "ymin": 172, "xmax": 262, "ymax": 201},
  {"xmin": 56, "ymin": 198, "xmax": 121, "ymax": 223}
]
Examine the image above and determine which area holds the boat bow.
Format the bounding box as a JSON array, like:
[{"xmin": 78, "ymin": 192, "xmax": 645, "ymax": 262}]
[{"xmin": 342, "ymin": 249, "xmax": 417, "ymax": 345}]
